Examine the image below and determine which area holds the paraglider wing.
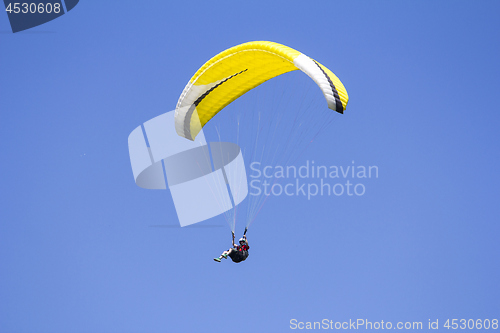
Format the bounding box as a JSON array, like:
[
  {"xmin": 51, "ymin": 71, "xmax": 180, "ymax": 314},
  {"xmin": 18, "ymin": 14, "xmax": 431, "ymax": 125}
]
[{"xmin": 175, "ymin": 41, "xmax": 349, "ymax": 140}]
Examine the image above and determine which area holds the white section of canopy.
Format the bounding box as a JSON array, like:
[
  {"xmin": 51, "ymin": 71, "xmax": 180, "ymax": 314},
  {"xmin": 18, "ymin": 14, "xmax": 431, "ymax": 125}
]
[{"xmin": 293, "ymin": 54, "xmax": 337, "ymax": 111}]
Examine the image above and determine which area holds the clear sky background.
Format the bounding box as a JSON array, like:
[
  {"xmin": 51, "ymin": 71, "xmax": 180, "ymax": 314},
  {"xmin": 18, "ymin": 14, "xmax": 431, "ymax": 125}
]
[{"xmin": 1, "ymin": 1, "xmax": 499, "ymax": 332}]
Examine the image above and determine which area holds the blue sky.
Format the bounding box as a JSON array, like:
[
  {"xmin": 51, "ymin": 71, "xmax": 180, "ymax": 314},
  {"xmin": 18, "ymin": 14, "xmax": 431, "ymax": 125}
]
[{"xmin": 1, "ymin": 1, "xmax": 499, "ymax": 332}]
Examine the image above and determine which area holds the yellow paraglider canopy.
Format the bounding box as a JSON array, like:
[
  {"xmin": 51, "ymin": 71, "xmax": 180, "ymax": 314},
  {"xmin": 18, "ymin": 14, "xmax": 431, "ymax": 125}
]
[{"xmin": 175, "ymin": 41, "xmax": 349, "ymax": 140}]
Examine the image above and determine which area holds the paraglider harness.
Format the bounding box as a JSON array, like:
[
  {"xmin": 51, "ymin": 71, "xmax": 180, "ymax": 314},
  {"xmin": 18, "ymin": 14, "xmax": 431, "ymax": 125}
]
[{"xmin": 228, "ymin": 230, "xmax": 249, "ymax": 263}]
